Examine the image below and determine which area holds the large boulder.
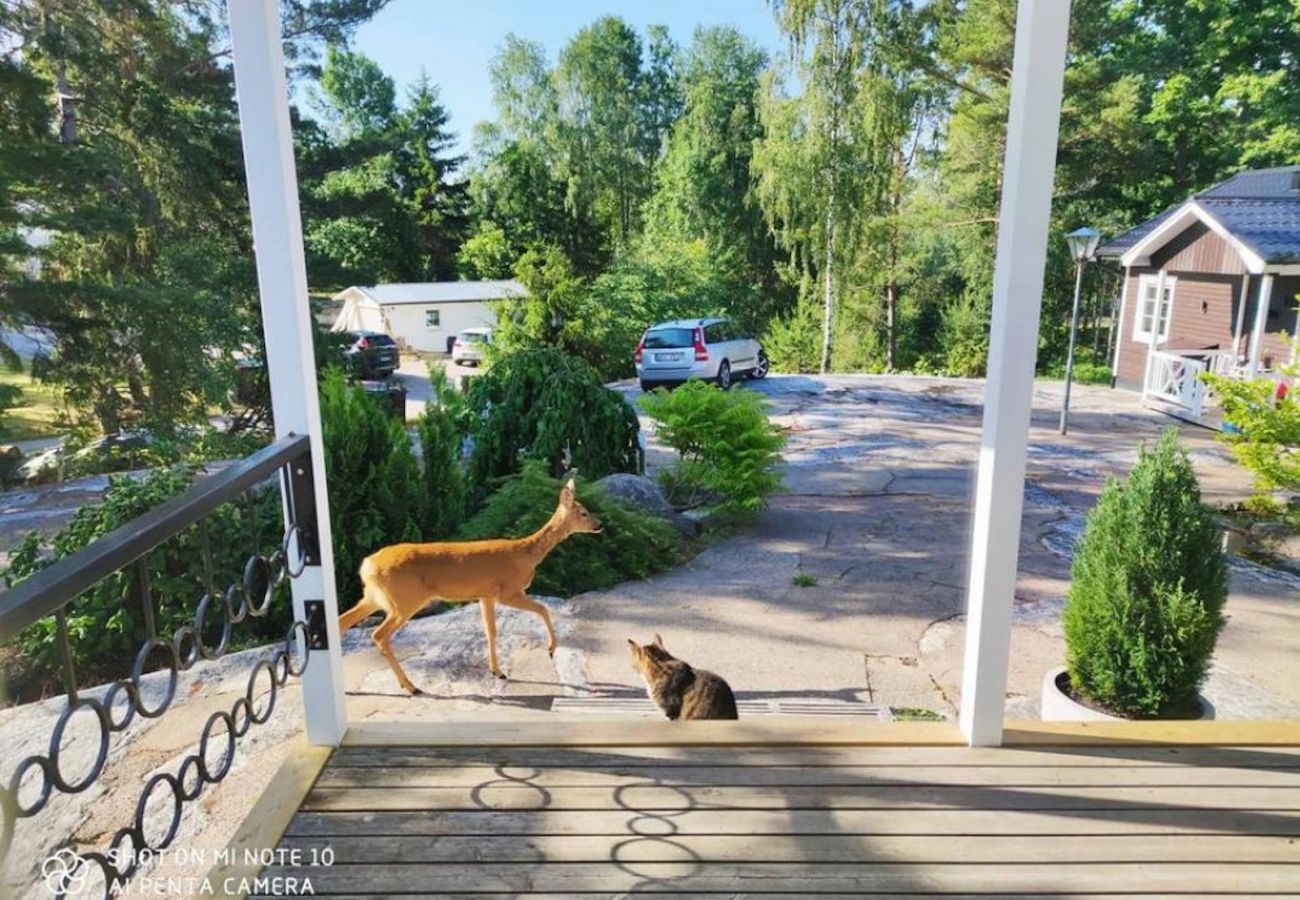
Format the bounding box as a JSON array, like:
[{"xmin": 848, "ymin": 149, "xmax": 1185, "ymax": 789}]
[
  {"xmin": 595, "ymin": 473, "xmax": 673, "ymax": 518},
  {"xmin": 595, "ymin": 472, "xmax": 700, "ymax": 538}
]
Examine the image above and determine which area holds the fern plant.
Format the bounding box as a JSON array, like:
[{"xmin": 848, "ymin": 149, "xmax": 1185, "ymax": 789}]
[
  {"xmin": 641, "ymin": 380, "xmax": 785, "ymax": 517},
  {"xmin": 1063, "ymin": 428, "xmax": 1227, "ymax": 717}
]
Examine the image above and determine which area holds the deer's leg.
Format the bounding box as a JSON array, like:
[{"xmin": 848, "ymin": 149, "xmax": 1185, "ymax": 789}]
[
  {"xmin": 498, "ymin": 593, "xmax": 557, "ymax": 657},
  {"xmin": 372, "ymin": 612, "xmax": 419, "ymax": 695},
  {"xmin": 479, "ymin": 598, "xmax": 505, "ymax": 680},
  {"xmin": 338, "ymin": 588, "xmax": 379, "ymax": 635}
]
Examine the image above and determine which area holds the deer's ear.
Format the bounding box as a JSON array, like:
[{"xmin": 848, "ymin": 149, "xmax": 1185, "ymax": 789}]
[{"xmin": 561, "ymin": 477, "xmax": 576, "ymax": 504}]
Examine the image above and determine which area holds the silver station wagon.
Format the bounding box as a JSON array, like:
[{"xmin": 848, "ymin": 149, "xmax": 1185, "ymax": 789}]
[{"xmin": 634, "ymin": 317, "xmax": 768, "ymax": 391}]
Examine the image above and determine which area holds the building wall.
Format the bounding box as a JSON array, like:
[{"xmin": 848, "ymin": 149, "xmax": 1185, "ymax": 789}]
[
  {"xmin": 381, "ymin": 301, "xmax": 497, "ymax": 353},
  {"xmin": 1149, "ymin": 221, "xmax": 1247, "ymax": 276},
  {"xmin": 1114, "ymin": 267, "xmax": 1242, "ymax": 389},
  {"xmin": 1115, "ymin": 265, "xmax": 1297, "ymax": 389}
]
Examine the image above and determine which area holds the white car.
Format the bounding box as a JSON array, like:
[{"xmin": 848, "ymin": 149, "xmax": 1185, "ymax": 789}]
[
  {"xmin": 451, "ymin": 327, "xmax": 492, "ymax": 366},
  {"xmin": 634, "ymin": 318, "xmax": 768, "ymax": 392}
]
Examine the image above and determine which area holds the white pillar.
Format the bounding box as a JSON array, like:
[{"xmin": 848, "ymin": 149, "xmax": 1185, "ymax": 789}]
[
  {"xmin": 228, "ymin": 0, "xmax": 347, "ymax": 745},
  {"xmin": 1233, "ymin": 274, "xmax": 1250, "ymax": 363},
  {"xmin": 958, "ymin": 0, "xmax": 1072, "ymax": 747},
  {"xmin": 1248, "ymin": 274, "xmax": 1274, "ymax": 375},
  {"xmin": 1110, "ymin": 265, "xmax": 1131, "ymax": 377}
]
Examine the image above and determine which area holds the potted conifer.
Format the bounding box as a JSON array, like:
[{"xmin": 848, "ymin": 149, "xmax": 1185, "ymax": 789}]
[{"xmin": 1042, "ymin": 428, "xmax": 1227, "ymax": 720}]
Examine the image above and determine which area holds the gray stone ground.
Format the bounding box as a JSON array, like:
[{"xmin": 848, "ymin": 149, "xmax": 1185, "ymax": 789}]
[
  {"xmin": 343, "ymin": 374, "xmax": 1300, "ymax": 723},
  {"xmin": 4, "ymin": 374, "xmax": 1300, "ymax": 897}
]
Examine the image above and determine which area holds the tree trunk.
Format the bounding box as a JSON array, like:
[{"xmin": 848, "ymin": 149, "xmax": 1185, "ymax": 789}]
[
  {"xmin": 885, "ymin": 281, "xmax": 897, "ymax": 371},
  {"xmin": 821, "ymin": 196, "xmax": 835, "ymax": 375}
]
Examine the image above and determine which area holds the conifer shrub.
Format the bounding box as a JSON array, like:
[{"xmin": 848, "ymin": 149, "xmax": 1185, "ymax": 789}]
[
  {"xmin": 457, "ymin": 462, "xmax": 682, "ymax": 596},
  {"xmin": 1063, "ymin": 428, "xmax": 1227, "ymax": 717},
  {"xmin": 319, "ymin": 370, "xmax": 423, "ymax": 602},
  {"xmin": 464, "ymin": 348, "xmax": 641, "ymax": 504},
  {"xmin": 415, "ymin": 365, "xmax": 469, "ymax": 539},
  {"xmin": 641, "ymin": 380, "xmax": 785, "ymax": 517}
]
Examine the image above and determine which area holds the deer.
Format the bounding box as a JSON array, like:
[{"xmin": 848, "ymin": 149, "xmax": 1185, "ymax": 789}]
[{"xmin": 337, "ymin": 478, "xmax": 601, "ymax": 694}]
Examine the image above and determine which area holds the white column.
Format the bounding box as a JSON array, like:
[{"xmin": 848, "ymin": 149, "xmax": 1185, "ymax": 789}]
[
  {"xmin": 1248, "ymin": 274, "xmax": 1274, "ymax": 375},
  {"xmin": 1109, "ymin": 266, "xmax": 1131, "ymax": 377},
  {"xmin": 1233, "ymin": 273, "xmax": 1250, "ymax": 363},
  {"xmin": 958, "ymin": 0, "xmax": 1072, "ymax": 747},
  {"xmin": 228, "ymin": 0, "xmax": 347, "ymax": 745}
]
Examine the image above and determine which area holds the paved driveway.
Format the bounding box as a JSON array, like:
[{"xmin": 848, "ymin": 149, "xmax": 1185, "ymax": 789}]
[{"xmin": 344, "ymin": 374, "xmax": 1300, "ymax": 722}]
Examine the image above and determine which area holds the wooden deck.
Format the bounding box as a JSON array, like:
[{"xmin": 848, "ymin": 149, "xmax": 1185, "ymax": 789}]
[{"xmin": 248, "ymin": 732, "xmax": 1300, "ymax": 898}]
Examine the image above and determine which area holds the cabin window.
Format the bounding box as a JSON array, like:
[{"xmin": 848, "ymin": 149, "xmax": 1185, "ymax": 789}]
[
  {"xmin": 1133, "ymin": 274, "xmax": 1173, "ymax": 342},
  {"xmin": 425, "ymin": 309, "xmax": 441, "ymax": 328}
]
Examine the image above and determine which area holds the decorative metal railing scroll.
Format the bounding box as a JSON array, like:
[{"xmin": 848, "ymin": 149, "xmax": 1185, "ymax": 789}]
[{"xmin": 0, "ymin": 435, "xmax": 322, "ymax": 899}]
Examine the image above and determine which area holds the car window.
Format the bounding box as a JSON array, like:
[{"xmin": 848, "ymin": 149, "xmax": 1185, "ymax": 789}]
[
  {"xmin": 459, "ymin": 332, "xmax": 486, "ymax": 344},
  {"xmin": 644, "ymin": 328, "xmax": 693, "ymax": 349},
  {"xmin": 369, "ymin": 334, "xmax": 396, "ymax": 347},
  {"xmin": 704, "ymin": 324, "xmax": 724, "ymax": 344}
]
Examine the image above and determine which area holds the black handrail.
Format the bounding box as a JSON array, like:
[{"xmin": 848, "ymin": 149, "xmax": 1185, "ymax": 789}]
[{"xmin": 0, "ymin": 433, "xmax": 311, "ymax": 642}]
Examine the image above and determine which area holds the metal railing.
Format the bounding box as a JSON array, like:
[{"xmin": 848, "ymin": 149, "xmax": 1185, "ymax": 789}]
[{"xmin": 0, "ymin": 434, "xmax": 322, "ymax": 899}]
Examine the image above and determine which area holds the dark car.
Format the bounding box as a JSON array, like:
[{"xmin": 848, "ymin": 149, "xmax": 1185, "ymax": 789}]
[{"xmin": 344, "ymin": 331, "xmax": 400, "ymax": 378}]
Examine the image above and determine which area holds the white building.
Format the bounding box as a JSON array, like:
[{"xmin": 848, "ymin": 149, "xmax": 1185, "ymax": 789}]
[{"xmin": 330, "ymin": 280, "xmax": 519, "ymax": 353}]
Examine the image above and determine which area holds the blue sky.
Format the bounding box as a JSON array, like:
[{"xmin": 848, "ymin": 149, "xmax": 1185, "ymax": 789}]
[{"xmin": 349, "ymin": 0, "xmax": 786, "ymax": 154}]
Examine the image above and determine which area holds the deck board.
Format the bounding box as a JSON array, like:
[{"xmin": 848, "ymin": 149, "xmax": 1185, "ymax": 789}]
[{"xmin": 269, "ymin": 744, "xmax": 1300, "ymax": 896}]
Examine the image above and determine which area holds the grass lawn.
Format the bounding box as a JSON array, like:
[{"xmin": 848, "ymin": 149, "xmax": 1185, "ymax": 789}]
[{"xmin": 0, "ymin": 368, "xmax": 65, "ymax": 443}]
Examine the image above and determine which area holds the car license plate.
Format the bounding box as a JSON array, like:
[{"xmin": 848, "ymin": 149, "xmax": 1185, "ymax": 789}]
[{"xmin": 655, "ymin": 352, "xmax": 683, "ymax": 363}]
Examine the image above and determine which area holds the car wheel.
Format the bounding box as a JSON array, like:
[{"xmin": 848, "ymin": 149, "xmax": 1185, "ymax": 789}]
[
  {"xmin": 717, "ymin": 361, "xmax": 732, "ymax": 391},
  {"xmin": 639, "ymin": 380, "xmax": 655, "ymax": 393},
  {"xmin": 750, "ymin": 349, "xmax": 769, "ymax": 380}
]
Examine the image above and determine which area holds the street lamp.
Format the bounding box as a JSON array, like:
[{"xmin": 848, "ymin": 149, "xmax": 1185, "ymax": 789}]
[{"xmin": 1060, "ymin": 226, "xmax": 1101, "ymax": 435}]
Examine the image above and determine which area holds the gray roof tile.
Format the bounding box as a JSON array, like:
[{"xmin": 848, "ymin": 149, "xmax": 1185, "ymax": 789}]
[{"xmin": 1097, "ymin": 166, "xmax": 1300, "ymax": 264}]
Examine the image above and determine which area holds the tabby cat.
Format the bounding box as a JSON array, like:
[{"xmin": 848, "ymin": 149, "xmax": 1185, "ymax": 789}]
[{"xmin": 627, "ymin": 634, "xmax": 739, "ymax": 720}]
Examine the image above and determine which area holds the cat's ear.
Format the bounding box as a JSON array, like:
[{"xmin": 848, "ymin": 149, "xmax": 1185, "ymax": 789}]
[
  {"xmin": 626, "ymin": 638, "xmax": 638, "ymax": 652},
  {"xmin": 653, "ymin": 633, "xmax": 665, "ymax": 648}
]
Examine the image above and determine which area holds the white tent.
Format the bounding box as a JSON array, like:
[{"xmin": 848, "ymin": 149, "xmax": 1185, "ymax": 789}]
[{"xmin": 330, "ymin": 287, "xmax": 387, "ymax": 334}]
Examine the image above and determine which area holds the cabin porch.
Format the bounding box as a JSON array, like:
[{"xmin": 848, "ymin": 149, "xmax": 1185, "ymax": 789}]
[{"xmin": 217, "ymin": 721, "xmax": 1300, "ymax": 898}]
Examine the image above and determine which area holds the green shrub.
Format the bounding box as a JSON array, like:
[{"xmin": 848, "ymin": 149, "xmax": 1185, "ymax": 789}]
[
  {"xmin": 1204, "ymin": 371, "xmax": 1299, "ymax": 494},
  {"xmin": 319, "ymin": 370, "xmax": 424, "ymax": 603},
  {"xmin": 457, "ymin": 462, "xmax": 682, "ymax": 596},
  {"xmin": 1063, "ymin": 428, "xmax": 1228, "ymax": 717},
  {"xmin": 762, "ymin": 293, "xmax": 823, "ymax": 374},
  {"xmin": 641, "ymin": 380, "xmax": 786, "ymax": 517},
  {"xmin": 416, "ymin": 365, "xmax": 469, "ymax": 539},
  {"xmin": 465, "ymin": 348, "xmax": 641, "ymax": 503},
  {"xmin": 3, "ymin": 466, "xmax": 288, "ymax": 679}
]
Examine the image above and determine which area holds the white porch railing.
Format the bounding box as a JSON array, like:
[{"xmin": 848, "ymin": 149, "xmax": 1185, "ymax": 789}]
[{"xmin": 1144, "ymin": 349, "xmax": 1211, "ymax": 419}]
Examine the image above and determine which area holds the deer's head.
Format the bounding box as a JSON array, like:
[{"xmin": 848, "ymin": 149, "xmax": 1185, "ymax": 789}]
[{"xmin": 557, "ymin": 478, "xmax": 602, "ymax": 535}]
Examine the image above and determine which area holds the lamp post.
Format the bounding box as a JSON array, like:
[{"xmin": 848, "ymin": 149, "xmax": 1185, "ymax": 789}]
[{"xmin": 1059, "ymin": 226, "xmax": 1101, "ymax": 435}]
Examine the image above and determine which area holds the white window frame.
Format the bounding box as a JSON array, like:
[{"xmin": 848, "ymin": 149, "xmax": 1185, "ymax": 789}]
[
  {"xmin": 425, "ymin": 308, "xmax": 441, "ymax": 328},
  {"xmin": 1132, "ymin": 273, "xmax": 1174, "ymax": 343}
]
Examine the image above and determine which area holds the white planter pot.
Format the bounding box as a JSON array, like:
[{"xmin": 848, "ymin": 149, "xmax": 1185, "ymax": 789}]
[{"xmin": 1040, "ymin": 666, "xmax": 1215, "ymax": 722}]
